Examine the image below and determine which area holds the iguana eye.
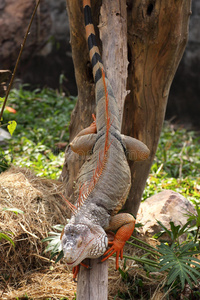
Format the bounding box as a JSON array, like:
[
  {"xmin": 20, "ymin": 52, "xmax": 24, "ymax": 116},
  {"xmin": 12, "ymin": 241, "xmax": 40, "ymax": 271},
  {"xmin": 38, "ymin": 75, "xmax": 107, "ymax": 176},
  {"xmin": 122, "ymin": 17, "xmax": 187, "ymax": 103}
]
[{"xmin": 104, "ymin": 235, "xmax": 108, "ymax": 247}]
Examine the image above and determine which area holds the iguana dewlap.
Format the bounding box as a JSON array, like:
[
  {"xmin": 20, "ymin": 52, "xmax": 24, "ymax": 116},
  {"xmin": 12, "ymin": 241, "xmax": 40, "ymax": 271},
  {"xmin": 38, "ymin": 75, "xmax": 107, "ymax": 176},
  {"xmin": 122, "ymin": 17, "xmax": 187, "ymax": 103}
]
[{"xmin": 61, "ymin": 0, "xmax": 150, "ymax": 276}]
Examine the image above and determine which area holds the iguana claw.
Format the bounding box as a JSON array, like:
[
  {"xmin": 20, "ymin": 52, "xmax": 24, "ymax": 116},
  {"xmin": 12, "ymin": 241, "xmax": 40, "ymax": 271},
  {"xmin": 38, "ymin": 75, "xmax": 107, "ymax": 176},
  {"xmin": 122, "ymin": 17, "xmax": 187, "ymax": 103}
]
[
  {"xmin": 72, "ymin": 262, "xmax": 91, "ymax": 280},
  {"xmin": 72, "ymin": 266, "xmax": 79, "ymax": 281},
  {"xmin": 101, "ymin": 239, "xmax": 125, "ymax": 270}
]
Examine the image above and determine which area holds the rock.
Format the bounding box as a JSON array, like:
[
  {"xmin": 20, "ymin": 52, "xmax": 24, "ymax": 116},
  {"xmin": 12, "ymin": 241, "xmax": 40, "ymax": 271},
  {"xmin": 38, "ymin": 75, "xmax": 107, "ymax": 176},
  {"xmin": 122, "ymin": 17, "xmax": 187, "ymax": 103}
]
[
  {"xmin": 137, "ymin": 190, "xmax": 196, "ymax": 238},
  {"xmin": 0, "ymin": 0, "xmax": 51, "ymax": 67},
  {"xmin": 0, "ymin": 128, "xmax": 11, "ymax": 144},
  {"xmin": 0, "ymin": 0, "xmax": 76, "ymax": 94}
]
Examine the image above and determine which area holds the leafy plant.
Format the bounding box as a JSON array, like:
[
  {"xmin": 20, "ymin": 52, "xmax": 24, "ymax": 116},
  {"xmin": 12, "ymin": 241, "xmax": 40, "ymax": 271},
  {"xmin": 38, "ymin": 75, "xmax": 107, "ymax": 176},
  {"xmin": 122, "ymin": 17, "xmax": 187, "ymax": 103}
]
[
  {"xmin": 42, "ymin": 224, "xmax": 65, "ymax": 263},
  {"xmin": 124, "ymin": 217, "xmax": 200, "ymax": 295},
  {"xmin": 0, "ymin": 207, "xmax": 24, "ymax": 247},
  {"xmin": 0, "ymin": 86, "xmax": 77, "ymax": 177},
  {"xmin": 157, "ymin": 241, "xmax": 200, "ymax": 290},
  {"xmin": 0, "ymin": 151, "xmax": 10, "ymax": 173},
  {"xmin": 153, "ymin": 124, "xmax": 200, "ymax": 179},
  {"xmin": 0, "ymin": 112, "xmax": 17, "ymax": 172},
  {"xmin": 154, "ymin": 219, "xmax": 192, "ymax": 244},
  {"xmin": 143, "ymin": 122, "xmax": 200, "ymax": 204},
  {"xmin": 185, "ymin": 201, "xmax": 200, "ymax": 243},
  {"xmin": 125, "ymin": 235, "xmax": 160, "ymax": 269}
]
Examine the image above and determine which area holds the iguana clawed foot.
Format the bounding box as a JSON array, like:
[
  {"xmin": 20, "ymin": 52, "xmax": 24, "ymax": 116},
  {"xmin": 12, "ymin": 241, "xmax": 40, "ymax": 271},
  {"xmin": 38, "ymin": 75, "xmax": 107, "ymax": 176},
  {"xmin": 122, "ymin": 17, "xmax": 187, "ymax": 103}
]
[
  {"xmin": 72, "ymin": 266, "xmax": 79, "ymax": 281},
  {"xmin": 72, "ymin": 261, "xmax": 91, "ymax": 281},
  {"xmin": 101, "ymin": 239, "xmax": 125, "ymax": 270},
  {"xmin": 102, "ymin": 213, "xmax": 136, "ymax": 270}
]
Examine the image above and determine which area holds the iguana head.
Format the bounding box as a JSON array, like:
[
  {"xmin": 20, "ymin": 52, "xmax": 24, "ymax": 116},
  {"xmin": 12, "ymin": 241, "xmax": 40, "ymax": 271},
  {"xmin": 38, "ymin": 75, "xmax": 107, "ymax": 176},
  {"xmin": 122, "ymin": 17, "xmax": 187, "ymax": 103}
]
[{"xmin": 61, "ymin": 222, "xmax": 108, "ymax": 267}]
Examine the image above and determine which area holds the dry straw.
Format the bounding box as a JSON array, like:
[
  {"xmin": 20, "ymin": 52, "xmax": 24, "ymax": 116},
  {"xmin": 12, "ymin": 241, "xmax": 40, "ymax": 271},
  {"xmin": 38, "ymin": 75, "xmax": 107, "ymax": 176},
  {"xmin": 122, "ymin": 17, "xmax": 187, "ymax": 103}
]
[{"xmin": 0, "ymin": 166, "xmax": 74, "ymax": 299}]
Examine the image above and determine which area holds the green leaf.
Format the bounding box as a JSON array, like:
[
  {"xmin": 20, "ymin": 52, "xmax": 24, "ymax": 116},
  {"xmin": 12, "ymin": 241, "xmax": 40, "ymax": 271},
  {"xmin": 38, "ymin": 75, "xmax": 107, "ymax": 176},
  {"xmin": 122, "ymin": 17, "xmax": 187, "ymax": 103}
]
[
  {"xmin": 52, "ymin": 224, "xmax": 65, "ymax": 231},
  {"xmin": 167, "ymin": 267, "xmax": 181, "ymax": 285},
  {"xmin": 42, "ymin": 225, "xmax": 64, "ymax": 263},
  {"xmin": 118, "ymin": 267, "xmax": 128, "ymax": 280},
  {"xmin": 7, "ymin": 120, "xmax": 17, "ymax": 136},
  {"xmin": 0, "ymin": 233, "xmax": 15, "ymax": 247},
  {"xmin": 2, "ymin": 207, "xmax": 24, "ymax": 215},
  {"xmin": 55, "ymin": 250, "xmax": 64, "ymax": 263},
  {"xmin": 159, "ymin": 260, "xmax": 177, "ymax": 272},
  {"xmin": 184, "ymin": 264, "xmax": 200, "ymax": 277},
  {"xmin": 156, "ymin": 220, "xmax": 172, "ymax": 239},
  {"xmin": 157, "ymin": 241, "xmax": 200, "ymax": 290}
]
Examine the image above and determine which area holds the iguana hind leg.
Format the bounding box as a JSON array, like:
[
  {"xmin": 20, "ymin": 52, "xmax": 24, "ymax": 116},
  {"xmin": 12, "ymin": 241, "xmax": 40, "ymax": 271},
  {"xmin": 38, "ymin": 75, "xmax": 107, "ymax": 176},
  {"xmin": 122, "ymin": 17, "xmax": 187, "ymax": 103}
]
[
  {"xmin": 102, "ymin": 213, "xmax": 135, "ymax": 269},
  {"xmin": 70, "ymin": 116, "xmax": 97, "ymax": 155}
]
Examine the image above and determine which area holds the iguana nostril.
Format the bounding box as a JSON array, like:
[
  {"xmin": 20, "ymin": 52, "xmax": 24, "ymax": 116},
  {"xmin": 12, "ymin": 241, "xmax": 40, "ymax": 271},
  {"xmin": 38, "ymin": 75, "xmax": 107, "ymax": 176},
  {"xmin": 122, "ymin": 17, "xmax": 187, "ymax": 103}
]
[{"xmin": 77, "ymin": 237, "xmax": 82, "ymax": 248}]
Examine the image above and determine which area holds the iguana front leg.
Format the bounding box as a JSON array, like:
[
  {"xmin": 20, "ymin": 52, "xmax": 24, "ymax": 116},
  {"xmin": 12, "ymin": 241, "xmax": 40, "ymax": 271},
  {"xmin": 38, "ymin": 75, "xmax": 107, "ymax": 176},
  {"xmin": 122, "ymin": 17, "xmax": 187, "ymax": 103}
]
[
  {"xmin": 72, "ymin": 261, "xmax": 91, "ymax": 281},
  {"xmin": 122, "ymin": 135, "xmax": 150, "ymax": 161},
  {"xmin": 102, "ymin": 213, "xmax": 135, "ymax": 269},
  {"xmin": 70, "ymin": 115, "xmax": 97, "ymax": 155}
]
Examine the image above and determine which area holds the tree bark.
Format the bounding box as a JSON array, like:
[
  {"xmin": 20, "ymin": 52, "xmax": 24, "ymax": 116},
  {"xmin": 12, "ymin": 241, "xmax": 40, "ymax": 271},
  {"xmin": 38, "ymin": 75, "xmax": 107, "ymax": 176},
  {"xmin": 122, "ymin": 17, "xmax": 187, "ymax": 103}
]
[
  {"xmin": 61, "ymin": 0, "xmax": 191, "ymax": 299},
  {"xmin": 122, "ymin": 0, "xmax": 191, "ymax": 215}
]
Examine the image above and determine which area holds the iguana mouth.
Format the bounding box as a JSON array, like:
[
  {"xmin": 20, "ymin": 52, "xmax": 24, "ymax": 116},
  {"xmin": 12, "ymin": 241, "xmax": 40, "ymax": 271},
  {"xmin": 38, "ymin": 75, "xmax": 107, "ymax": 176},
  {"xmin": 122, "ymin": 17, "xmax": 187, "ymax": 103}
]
[
  {"xmin": 63, "ymin": 232, "xmax": 107, "ymax": 267},
  {"xmin": 66, "ymin": 260, "xmax": 76, "ymax": 266}
]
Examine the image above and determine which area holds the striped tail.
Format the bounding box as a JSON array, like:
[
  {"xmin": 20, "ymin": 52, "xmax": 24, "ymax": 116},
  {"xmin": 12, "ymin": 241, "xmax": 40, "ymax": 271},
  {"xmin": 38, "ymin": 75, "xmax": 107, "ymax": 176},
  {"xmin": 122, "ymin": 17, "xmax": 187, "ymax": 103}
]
[
  {"xmin": 83, "ymin": 0, "xmax": 104, "ymax": 84},
  {"xmin": 83, "ymin": 0, "xmax": 121, "ymax": 132}
]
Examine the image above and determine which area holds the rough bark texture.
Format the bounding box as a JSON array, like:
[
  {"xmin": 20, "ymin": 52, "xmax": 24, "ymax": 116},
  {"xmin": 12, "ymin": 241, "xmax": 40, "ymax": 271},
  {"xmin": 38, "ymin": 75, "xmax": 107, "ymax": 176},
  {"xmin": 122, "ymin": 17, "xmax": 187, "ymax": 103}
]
[
  {"xmin": 77, "ymin": 258, "xmax": 108, "ymax": 299},
  {"xmin": 99, "ymin": 1, "xmax": 128, "ymax": 124},
  {"xmin": 122, "ymin": 0, "xmax": 191, "ymax": 215},
  {"xmin": 61, "ymin": 0, "xmax": 191, "ymax": 299}
]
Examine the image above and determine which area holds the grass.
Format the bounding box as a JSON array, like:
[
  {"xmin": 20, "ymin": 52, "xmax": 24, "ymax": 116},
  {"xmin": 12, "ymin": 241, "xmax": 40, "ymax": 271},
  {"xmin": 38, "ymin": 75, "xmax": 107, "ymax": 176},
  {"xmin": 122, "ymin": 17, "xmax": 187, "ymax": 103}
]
[
  {"xmin": 144, "ymin": 124, "xmax": 200, "ymax": 204},
  {"xmin": 0, "ymin": 86, "xmax": 76, "ymax": 178}
]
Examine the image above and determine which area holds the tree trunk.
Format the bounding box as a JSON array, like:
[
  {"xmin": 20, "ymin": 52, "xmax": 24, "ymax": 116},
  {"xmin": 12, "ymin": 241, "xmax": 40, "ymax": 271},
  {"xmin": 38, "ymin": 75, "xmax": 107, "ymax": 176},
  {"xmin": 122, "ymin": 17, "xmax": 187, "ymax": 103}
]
[
  {"xmin": 61, "ymin": 0, "xmax": 191, "ymax": 299},
  {"xmin": 122, "ymin": 0, "xmax": 192, "ymax": 215}
]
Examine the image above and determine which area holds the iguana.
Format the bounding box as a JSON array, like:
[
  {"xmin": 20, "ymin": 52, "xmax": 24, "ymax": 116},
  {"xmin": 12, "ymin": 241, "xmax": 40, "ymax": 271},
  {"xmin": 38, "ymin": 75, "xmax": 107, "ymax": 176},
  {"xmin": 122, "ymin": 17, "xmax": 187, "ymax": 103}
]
[{"xmin": 61, "ymin": 0, "xmax": 150, "ymax": 278}]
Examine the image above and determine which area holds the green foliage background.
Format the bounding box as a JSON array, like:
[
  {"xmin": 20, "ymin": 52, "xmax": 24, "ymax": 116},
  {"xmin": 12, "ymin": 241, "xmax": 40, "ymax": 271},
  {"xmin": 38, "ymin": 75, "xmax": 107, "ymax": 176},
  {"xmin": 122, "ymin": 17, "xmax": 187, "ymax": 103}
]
[{"xmin": 0, "ymin": 86, "xmax": 76, "ymax": 178}]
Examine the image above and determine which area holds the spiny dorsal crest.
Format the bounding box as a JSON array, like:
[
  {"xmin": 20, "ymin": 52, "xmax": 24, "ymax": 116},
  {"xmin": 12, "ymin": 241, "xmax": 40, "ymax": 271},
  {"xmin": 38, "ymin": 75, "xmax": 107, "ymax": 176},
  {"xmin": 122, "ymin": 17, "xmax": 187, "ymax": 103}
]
[{"xmin": 64, "ymin": 68, "xmax": 112, "ymax": 215}]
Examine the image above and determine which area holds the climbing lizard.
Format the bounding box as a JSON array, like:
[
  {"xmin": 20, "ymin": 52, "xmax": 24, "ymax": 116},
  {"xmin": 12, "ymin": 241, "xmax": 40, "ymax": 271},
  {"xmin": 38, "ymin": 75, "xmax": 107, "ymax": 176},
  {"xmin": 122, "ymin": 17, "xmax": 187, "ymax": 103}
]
[{"xmin": 61, "ymin": 0, "xmax": 150, "ymax": 278}]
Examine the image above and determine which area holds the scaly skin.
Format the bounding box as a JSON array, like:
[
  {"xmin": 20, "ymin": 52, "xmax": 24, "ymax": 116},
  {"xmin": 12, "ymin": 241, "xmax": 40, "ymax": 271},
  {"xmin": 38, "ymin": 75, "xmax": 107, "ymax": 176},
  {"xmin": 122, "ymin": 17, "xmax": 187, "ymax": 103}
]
[{"xmin": 61, "ymin": 0, "xmax": 150, "ymax": 277}]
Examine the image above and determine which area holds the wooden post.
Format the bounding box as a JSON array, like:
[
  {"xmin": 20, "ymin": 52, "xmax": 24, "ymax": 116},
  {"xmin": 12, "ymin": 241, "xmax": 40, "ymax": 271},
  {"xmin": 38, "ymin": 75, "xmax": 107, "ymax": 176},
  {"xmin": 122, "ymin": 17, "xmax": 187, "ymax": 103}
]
[{"xmin": 76, "ymin": 259, "xmax": 108, "ymax": 299}]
